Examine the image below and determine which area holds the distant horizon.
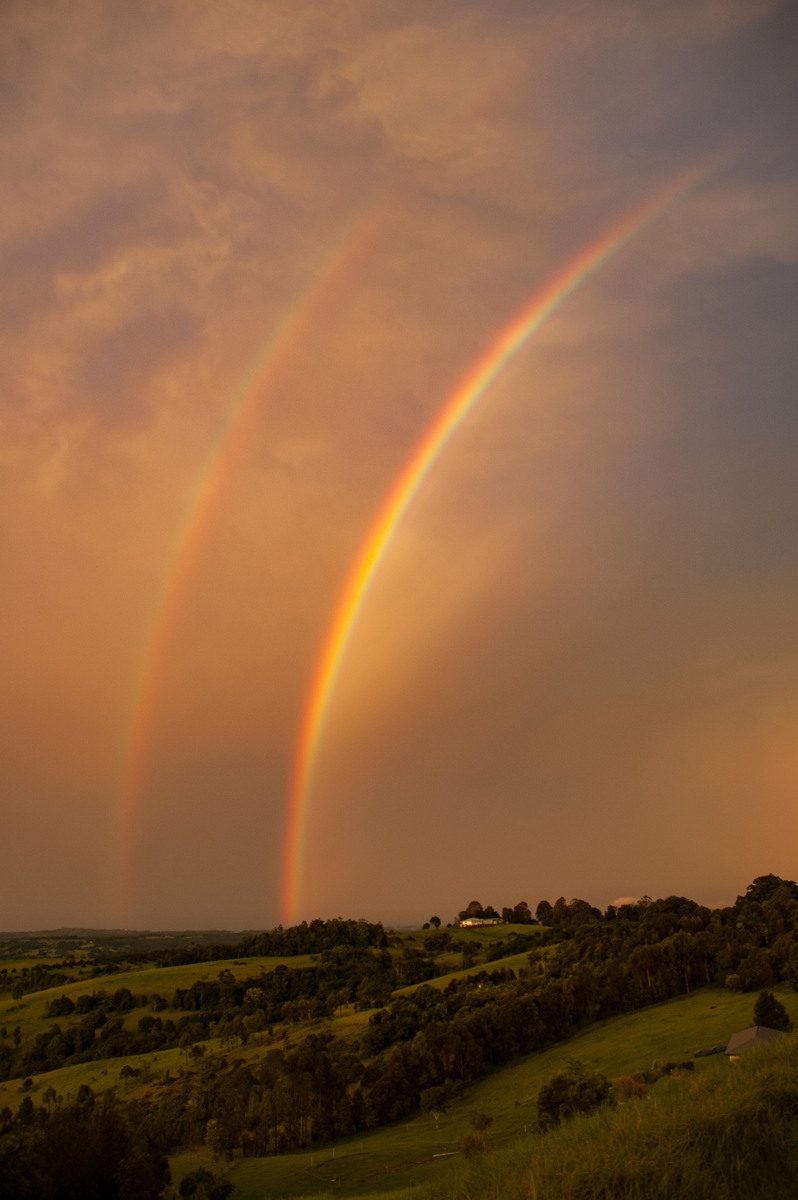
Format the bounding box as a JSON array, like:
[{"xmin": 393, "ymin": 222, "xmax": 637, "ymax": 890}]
[{"xmin": 2, "ymin": 873, "xmax": 784, "ymax": 937}]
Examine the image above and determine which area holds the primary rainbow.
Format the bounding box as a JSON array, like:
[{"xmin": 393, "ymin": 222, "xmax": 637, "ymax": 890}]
[{"xmin": 282, "ymin": 154, "xmax": 728, "ymax": 925}]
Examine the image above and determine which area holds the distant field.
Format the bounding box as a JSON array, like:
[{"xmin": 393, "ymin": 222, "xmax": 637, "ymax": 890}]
[
  {"xmin": 0, "ymin": 1045, "xmax": 187, "ymax": 1111},
  {"xmin": 0, "ymin": 959, "xmax": 64, "ymax": 973},
  {"xmin": 397, "ymin": 923, "xmax": 545, "ymax": 977},
  {"xmin": 399, "ymin": 923, "xmax": 541, "ymax": 944},
  {"xmin": 394, "ymin": 952, "xmax": 532, "ymax": 995},
  {"xmin": 73, "ymin": 954, "xmax": 319, "ymax": 998},
  {"xmin": 0, "ymin": 930, "xmax": 258, "ymax": 961},
  {"xmin": 0, "ymin": 953, "xmax": 318, "ymax": 1082}
]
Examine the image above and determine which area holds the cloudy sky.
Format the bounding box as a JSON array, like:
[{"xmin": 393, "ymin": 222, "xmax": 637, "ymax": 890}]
[{"xmin": 2, "ymin": 0, "xmax": 797, "ymax": 932}]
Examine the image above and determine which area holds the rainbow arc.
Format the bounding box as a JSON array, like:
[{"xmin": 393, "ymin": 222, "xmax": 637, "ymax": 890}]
[{"xmin": 282, "ymin": 153, "xmax": 730, "ymax": 925}]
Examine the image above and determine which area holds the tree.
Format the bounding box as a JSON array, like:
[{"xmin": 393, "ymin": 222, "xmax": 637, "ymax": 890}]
[
  {"xmin": 420, "ymin": 1083, "xmax": 451, "ymax": 1128},
  {"xmin": 788, "ymin": 941, "xmax": 798, "ymax": 992},
  {"xmin": 429, "ymin": 916, "xmax": 441, "ymax": 929},
  {"xmin": 458, "ymin": 1110, "xmax": 493, "ymax": 1158},
  {"xmin": 753, "ymin": 989, "xmax": 793, "ymax": 1031},
  {"xmin": 537, "ymin": 1060, "xmax": 613, "ymax": 1128},
  {"xmin": 45, "ymin": 994, "xmax": 75, "ymax": 1017},
  {"xmin": 180, "ymin": 1166, "xmax": 235, "ymax": 1199},
  {"xmin": 111, "ymin": 987, "xmax": 135, "ymax": 1011},
  {"xmin": 735, "ymin": 949, "xmax": 777, "ymax": 991},
  {"xmin": 740, "ymin": 875, "xmax": 798, "ymax": 906}
]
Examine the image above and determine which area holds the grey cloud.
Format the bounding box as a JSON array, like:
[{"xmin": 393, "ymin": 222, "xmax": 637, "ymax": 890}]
[
  {"xmin": 76, "ymin": 303, "xmax": 203, "ymax": 429},
  {"xmin": 0, "ymin": 179, "xmax": 192, "ymax": 328}
]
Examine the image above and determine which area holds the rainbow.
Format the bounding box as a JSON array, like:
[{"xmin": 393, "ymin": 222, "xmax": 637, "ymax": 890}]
[
  {"xmin": 282, "ymin": 153, "xmax": 730, "ymax": 925},
  {"xmin": 111, "ymin": 54, "xmax": 522, "ymax": 924},
  {"xmin": 112, "ymin": 205, "xmax": 387, "ymax": 923}
]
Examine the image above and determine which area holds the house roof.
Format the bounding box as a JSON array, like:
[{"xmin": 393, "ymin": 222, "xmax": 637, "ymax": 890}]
[{"xmin": 724, "ymin": 1025, "xmax": 785, "ymax": 1056}]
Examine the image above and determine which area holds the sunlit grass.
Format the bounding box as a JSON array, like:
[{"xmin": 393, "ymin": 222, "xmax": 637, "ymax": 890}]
[
  {"xmin": 0, "ymin": 954, "xmax": 317, "ymax": 1037},
  {"xmin": 429, "ymin": 1035, "xmax": 798, "ymax": 1200}
]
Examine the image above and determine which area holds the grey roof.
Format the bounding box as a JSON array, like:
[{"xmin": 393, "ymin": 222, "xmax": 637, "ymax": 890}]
[{"xmin": 724, "ymin": 1026, "xmax": 785, "ymax": 1056}]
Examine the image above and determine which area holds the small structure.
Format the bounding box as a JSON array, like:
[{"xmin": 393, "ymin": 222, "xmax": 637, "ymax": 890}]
[
  {"xmin": 459, "ymin": 917, "xmax": 503, "ymax": 927},
  {"xmin": 724, "ymin": 1026, "xmax": 784, "ymax": 1060}
]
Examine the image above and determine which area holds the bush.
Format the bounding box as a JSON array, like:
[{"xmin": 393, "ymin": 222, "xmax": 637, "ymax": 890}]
[
  {"xmin": 616, "ymin": 1076, "xmax": 647, "ymax": 1101},
  {"xmin": 45, "ymin": 995, "xmax": 75, "ymax": 1018},
  {"xmin": 537, "ymin": 1060, "xmax": 614, "ymax": 1128}
]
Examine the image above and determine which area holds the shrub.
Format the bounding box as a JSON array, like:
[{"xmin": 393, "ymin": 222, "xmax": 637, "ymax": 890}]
[
  {"xmin": 616, "ymin": 1076, "xmax": 647, "ymax": 1101},
  {"xmin": 537, "ymin": 1060, "xmax": 614, "ymax": 1128}
]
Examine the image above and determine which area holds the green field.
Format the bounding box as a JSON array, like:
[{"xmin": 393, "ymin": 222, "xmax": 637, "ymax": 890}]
[
  {"xmin": 0, "ymin": 953, "xmax": 317, "ymax": 1109},
  {"xmin": 0, "ymin": 953, "xmax": 316, "ymax": 1025}
]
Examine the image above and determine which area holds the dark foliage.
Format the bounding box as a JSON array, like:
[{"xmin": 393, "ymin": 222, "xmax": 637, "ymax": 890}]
[
  {"xmin": 0, "ymin": 1087, "xmax": 169, "ymax": 1199},
  {"xmin": 536, "ymin": 1060, "xmax": 614, "ymax": 1128},
  {"xmin": 753, "ymin": 989, "xmax": 793, "ymax": 1031}
]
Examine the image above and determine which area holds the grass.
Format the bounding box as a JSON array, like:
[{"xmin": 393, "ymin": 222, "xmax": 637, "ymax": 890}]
[
  {"xmin": 0, "ymin": 1045, "xmax": 187, "ymax": 1108},
  {"xmin": 430, "ymin": 1035, "xmax": 798, "ymax": 1200},
  {"xmin": 0, "ymin": 953, "xmax": 317, "ymax": 1109},
  {"xmin": 394, "ymin": 953, "xmax": 533, "ymax": 996},
  {"xmin": 175, "ymin": 985, "xmax": 797, "ymax": 1200},
  {"xmin": 214, "ymin": 1027, "xmax": 798, "ymax": 1200},
  {"xmin": 0, "ymin": 959, "xmax": 69, "ymax": 972},
  {"xmin": 0, "ymin": 954, "xmax": 317, "ymax": 1036}
]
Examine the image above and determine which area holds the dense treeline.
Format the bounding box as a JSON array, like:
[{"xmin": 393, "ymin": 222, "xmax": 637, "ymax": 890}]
[
  {"xmin": 150, "ymin": 918, "xmax": 389, "ymax": 967},
  {"xmin": 0, "ymin": 920, "xmax": 390, "ymax": 1004},
  {"xmin": 0, "ymin": 1085, "xmax": 170, "ymax": 1199}
]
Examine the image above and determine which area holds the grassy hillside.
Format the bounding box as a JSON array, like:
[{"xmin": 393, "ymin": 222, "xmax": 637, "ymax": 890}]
[
  {"xmin": 0, "ymin": 952, "xmax": 318, "ymax": 1110},
  {"xmin": 0, "ymin": 933, "xmax": 533, "ymax": 1114},
  {"xmin": 0, "ymin": 956, "xmax": 316, "ymax": 1053},
  {"xmin": 168, "ymin": 983, "xmax": 797, "ymax": 1199},
  {"xmin": 432, "ymin": 1034, "xmax": 798, "ymax": 1200}
]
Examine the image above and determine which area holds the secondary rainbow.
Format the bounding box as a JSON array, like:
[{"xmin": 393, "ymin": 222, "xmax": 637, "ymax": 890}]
[
  {"xmin": 282, "ymin": 154, "xmax": 729, "ymax": 925},
  {"xmin": 111, "ymin": 205, "xmax": 388, "ymax": 923}
]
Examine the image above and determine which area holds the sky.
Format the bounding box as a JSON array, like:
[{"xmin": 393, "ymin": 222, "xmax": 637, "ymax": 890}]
[{"xmin": 2, "ymin": 0, "xmax": 798, "ymax": 932}]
